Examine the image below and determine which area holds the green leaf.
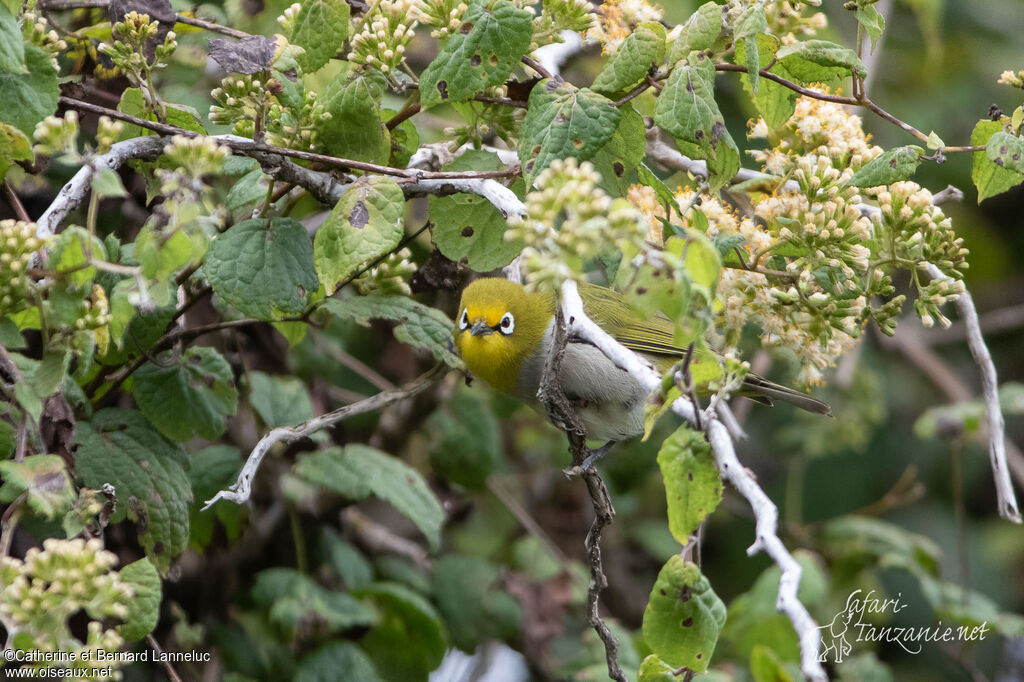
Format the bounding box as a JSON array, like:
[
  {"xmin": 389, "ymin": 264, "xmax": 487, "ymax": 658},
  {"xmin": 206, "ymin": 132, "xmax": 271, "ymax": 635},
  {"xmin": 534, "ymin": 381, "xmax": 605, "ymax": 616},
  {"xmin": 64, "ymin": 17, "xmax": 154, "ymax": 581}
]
[
  {"xmin": 518, "ymin": 79, "xmax": 621, "ymax": 184},
  {"xmin": 322, "ymin": 528, "xmax": 373, "ymax": 590},
  {"xmin": 206, "ymin": 217, "xmax": 319, "ymax": 320},
  {"xmin": 431, "ymin": 555, "xmax": 521, "ymax": 652},
  {"xmin": 0, "ymin": 420, "xmax": 13, "ymax": 459},
  {"xmin": 971, "ymin": 120, "xmax": 1024, "ymax": 202},
  {"xmin": 291, "ymin": 0, "xmax": 350, "ymax": 73},
  {"xmin": 135, "ymin": 226, "xmax": 194, "ymax": 280},
  {"xmin": 92, "ymin": 167, "xmax": 127, "ymax": 198},
  {"xmin": 642, "ymin": 555, "xmax": 726, "ymax": 673},
  {"xmin": 776, "ymin": 40, "xmax": 867, "ymax": 82},
  {"xmin": 846, "ymin": 145, "xmax": 925, "ymax": 187},
  {"xmin": 985, "ymin": 131, "xmax": 1024, "ymax": 175},
  {"xmin": 296, "ymin": 642, "xmax": 381, "ymax": 682},
  {"xmin": 736, "ymin": 34, "xmax": 796, "ymax": 132},
  {"xmin": 28, "ymin": 347, "xmax": 70, "ymax": 400},
  {"xmin": 133, "ymin": 346, "xmax": 239, "ymax": 441},
  {"xmin": 657, "ymin": 425, "xmax": 722, "ymax": 544},
  {"xmin": 0, "ymin": 5, "xmax": 25, "ymax": 73},
  {"xmin": 750, "ymin": 644, "xmax": 793, "ymax": 682},
  {"xmin": 654, "ymin": 56, "xmax": 726, "ymax": 159},
  {"xmin": 248, "ymin": 370, "xmax": 314, "ymax": 427},
  {"xmin": 323, "ymin": 295, "xmax": 462, "ymax": 367},
  {"xmin": 855, "ymin": 5, "xmax": 886, "ymax": 51},
  {"xmin": 50, "ymin": 225, "xmax": 106, "ymax": 287},
  {"xmin": 419, "ymin": 0, "xmax": 533, "ymax": 108},
  {"xmin": 117, "ymin": 87, "xmax": 205, "ymax": 136},
  {"xmin": 0, "ymin": 455, "xmax": 75, "ymax": 520},
  {"xmin": 425, "ymin": 390, "xmax": 501, "ymax": 489},
  {"xmin": 0, "ymin": 121, "xmax": 31, "ymax": 182},
  {"xmin": 591, "ymin": 105, "xmax": 646, "ymax": 197},
  {"xmin": 314, "ymin": 175, "xmax": 405, "ymax": 293},
  {"xmin": 637, "ymin": 162, "xmax": 677, "ymax": 210},
  {"xmin": 734, "ymin": 5, "xmax": 766, "ymax": 94},
  {"xmin": 591, "ymin": 22, "xmax": 666, "ymax": 97},
  {"xmin": 429, "ymin": 150, "xmax": 525, "ymax": 271},
  {"xmin": 118, "ymin": 558, "xmax": 162, "ymax": 641},
  {"xmin": 295, "ymin": 445, "xmax": 445, "ymax": 551},
  {"xmin": 74, "ymin": 409, "xmax": 192, "ymax": 573},
  {"xmin": 188, "ymin": 445, "xmax": 243, "ymax": 549},
  {"xmin": 666, "ymin": 2, "xmax": 724, "ymax": 65},
  {"xmin": 354, "ymin": 582, "xmax": 448, "ymax": 682},
  {"xmin": 316, "ymin": 65, "xmax": 390, "ymax": 163},
  {"xmin": 224, "ymin": 168, "xmax": 270, "ymax": 215},
  {"xmin": 0, "ymin": 44, "xmax": 58, "ymax": 135},
  {"xmin": 638, "ymin": 654, "xmax": 681, "ymax": 682},
  {"xmin": 819, "ymin": 515, "xmax": 940, "ymax": 575},
  {"xmin": 253, "ymin": 567, "xmax": 377, "ymax": 634}
]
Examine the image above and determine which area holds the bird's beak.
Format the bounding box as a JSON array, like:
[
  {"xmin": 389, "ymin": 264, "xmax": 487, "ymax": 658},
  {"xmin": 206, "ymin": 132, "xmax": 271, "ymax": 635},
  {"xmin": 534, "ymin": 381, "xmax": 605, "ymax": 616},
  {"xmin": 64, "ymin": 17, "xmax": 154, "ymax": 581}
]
[{"xmin": 470, "ymin": 320, "xmax": 494, "ymax": 337}]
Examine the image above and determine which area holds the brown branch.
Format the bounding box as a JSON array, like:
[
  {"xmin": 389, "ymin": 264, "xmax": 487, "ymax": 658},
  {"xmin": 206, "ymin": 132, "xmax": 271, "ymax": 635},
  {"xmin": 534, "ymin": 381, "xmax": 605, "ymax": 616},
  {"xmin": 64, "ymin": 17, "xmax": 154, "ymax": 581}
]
[
  {"xmin": 535, "ymin": 306, "xmax": 627, "ymax": 682},
  {"xmin": 59, "ymin": 97, "xmax": 521, "ymax": 182},
  {"xmin": 3, "ymin": 181, "xmax": 31, "ymax": 223},
  {"xmin": 522, "ymin": 55, "xmax": 555, "ymax": 80},
  {"xmin": 174, "ymin": 13, "xmax": 250, "ymax": 39},
  {"xmin": 146, "ymin": 635, "xmax": 185, "ymax": 682}
]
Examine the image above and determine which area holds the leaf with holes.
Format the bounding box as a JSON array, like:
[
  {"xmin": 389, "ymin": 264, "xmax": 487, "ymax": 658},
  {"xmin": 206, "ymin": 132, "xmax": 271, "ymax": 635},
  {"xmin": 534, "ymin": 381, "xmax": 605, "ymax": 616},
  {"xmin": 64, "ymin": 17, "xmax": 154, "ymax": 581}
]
[
  {"xmin": 591, "ymin": 105, "xmax": 646, "ymax": 197},
  {"xmin": 736, "ymin": 33, "xmax": 795, "ymax": 132},
  {"xmin": 295, "ymin": 445, "xmax": 445, "ymax": 550},
  {"xmin": 986, "ymin": 131, "xmax": 1024, "ymax": 176},
  {"xmin": 642, "ymin": 555, "xmax": 726, "ymax": 673},
  {"xmin": 291, "ymin": 0, "xmax": 349, "ymax": 73},
  {"xmin": 972, "ymin": 120, "xmax": 1024, "ymax": 202},
  {"xmin": 654, "ymin": 56, "xmax": 725, "ymax": 158},
  {"xmin": 74, "ymin": 409, "xmax": 191, "ymax": 573},
  {"xmin": 847, "ymin": 145, "xmax": 925, "ymax": 187},
  {"xmin": 666, "ymin": 1, "xmax": 724, "ymax": 65},
  {"xmin": 429, "ymin": 150, "xmax": 524, "ymax": 271},
  {"xmin": 591, "ymin": 22, "xmax": 665, "ymax": 97},
  {"xmin": 419, "ymin": 0, "xmax": 533, "ymax": 108},
  {"xmin": 314, "ymin": 175, "xmax": 405, "ymax": 293},
  {"xmin": 518, "ymin": 79, "xmax": 621, "ymax": 184},
  {"xmin": 776, "ymin": 40, "xmax": 867, "ymax": 83},
  {"xmin": 133, "ymin": 346, "xmax": 239, "ymax": 442},
  {"xmin": 322, "ymin": 295, "xmax": 461, "ymax": 367},
  {"xmin": 206, "ymin": 217, "xmax": 318, "ymax": 320},
  {"xmin": 118, "ymin": 558, "xmax": 161, "ymax": 641},
  {"xmin": 316, "ymin": 65, "xmax": 390, "ymax": 163},
  {"xmin": 657, "ymin": 426, "xmax": 722, "ymax": 544}
]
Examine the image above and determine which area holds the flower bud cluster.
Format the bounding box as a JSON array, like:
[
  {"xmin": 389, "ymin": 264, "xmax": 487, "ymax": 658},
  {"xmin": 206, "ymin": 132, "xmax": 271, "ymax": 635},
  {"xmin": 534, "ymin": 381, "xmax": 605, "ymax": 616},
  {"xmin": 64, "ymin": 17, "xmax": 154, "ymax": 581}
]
[
  {"xmin": 348, "ymin": 0, "xmax": 421, "ymax": 74},
  {"xmin": 354, "ymin": 247, "xmax": 416, "ymax": 296},
  {"xmin": 416, "ymin": 0, "xmax": 468, "ymax": 40},
  {"xmin": 209, "ymin": 74, "xmax": 282, "ymax": 135},
  {"xmin": 75, "ymin": 283, "xmax": 113, "ymax": 331},
  {"xmin": 276, "ymin": 3, "xmax": 302, "ymax": 34},
  {"xmin": 0, "ymin": 220, "xmax": 46, "ymax": 316},
  {"xmin": 268, "ymin": 89, "xmax": 326, "ymax": 150},
  {"xmin": 22, "ymin": 11, "xmax": 67, "ymax": 66},
  {"xmin": 507, "ymin": 158, "xmax": 645, "ymax": 292},
  {"xmin": 33, "ymin": 111, "xmax": 80, "ymax": 163},
  {"xmin": 95, "ymin": 116, "xmax": 126, "ymax": 154},
  {"xmin": 586, "ymin": 0, "xmax": 662, "ymax": 54},
  {"xmin": 998, "ymin": 70, "xmax": 1024, "ymax": 89},
  {"xmin": 0, "ymin": 538, "xmax": 132, "ymax": 672},
  {"xmin": 532, "ymin": 0, "xmax": 594, "ymax": 49},
  {"xmin": 100, "ymin": 12, "xmax": 177, "ymax": 77},
  {"xmin": 761, "ymin": 0, "xmax": 827, "ymax": 41},
  {"xmin": 155, "ymin": 135, "xmax": 229, "ymax": 197}
]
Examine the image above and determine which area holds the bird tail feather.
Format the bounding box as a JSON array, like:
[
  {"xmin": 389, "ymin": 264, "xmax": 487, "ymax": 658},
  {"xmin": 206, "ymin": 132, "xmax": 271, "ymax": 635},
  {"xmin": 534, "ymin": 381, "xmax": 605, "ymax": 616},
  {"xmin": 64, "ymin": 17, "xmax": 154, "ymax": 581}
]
[{"xmin": 740, "ymin": 375, "xmax": 832, "ymax": 416}]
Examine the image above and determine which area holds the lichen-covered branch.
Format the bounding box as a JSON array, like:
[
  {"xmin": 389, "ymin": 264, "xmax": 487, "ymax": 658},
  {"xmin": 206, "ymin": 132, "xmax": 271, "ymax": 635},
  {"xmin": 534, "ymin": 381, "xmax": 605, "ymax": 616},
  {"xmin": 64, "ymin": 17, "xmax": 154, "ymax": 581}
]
[
  {"xmin": 925, "ymin": 263, "xmax": 1022, "ymax": 523},
  {"xmin": 557, "ymin": 281, "xmax": 827, "ymax": 682},
  {"xmin": 203, "ymin": 365, "xmax": 445, "ymax": 509}
]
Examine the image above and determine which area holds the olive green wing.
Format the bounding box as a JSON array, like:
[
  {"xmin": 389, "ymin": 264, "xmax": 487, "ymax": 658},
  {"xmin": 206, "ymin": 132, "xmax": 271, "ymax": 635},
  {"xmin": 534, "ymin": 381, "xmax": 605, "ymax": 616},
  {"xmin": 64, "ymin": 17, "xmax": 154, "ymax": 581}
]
[{"xmin": 578, "ymin": 283, "xmax": 687, "ymax": 358}]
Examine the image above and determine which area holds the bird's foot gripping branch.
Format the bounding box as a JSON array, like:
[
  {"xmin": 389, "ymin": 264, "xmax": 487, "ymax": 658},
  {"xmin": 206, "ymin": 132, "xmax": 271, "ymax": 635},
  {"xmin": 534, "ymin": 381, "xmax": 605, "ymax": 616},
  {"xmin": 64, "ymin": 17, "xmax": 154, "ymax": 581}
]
[{"xmin": 4, "ymin": 0, "xmax": 1024, "ymax": 679}]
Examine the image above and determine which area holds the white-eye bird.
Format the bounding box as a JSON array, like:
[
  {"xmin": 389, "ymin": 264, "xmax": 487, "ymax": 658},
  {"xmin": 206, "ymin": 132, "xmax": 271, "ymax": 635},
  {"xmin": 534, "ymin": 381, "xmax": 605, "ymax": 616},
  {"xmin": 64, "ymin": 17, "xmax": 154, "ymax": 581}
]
[{"xmin": 453, "ymin": 278, "xmax": 831, "ymax": 446}]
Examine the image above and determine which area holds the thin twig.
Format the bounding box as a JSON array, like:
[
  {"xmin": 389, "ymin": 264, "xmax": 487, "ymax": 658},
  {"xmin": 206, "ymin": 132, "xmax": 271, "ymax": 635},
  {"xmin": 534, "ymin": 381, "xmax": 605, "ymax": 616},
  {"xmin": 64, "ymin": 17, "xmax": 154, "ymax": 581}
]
[
  {"xmin": 146, "ymin": 635, "xmax": 185, "ymax": 682},
  {"xmin": 203, "ymin": 364, "xmax": 446, "ymax": 508},
  {"xmin": 522, "ymin": 55, "xmax": 555, "ymax": 80},
  {"xmin": 3, "ymin": 181, "xmax": 31, "ymax": 222}
]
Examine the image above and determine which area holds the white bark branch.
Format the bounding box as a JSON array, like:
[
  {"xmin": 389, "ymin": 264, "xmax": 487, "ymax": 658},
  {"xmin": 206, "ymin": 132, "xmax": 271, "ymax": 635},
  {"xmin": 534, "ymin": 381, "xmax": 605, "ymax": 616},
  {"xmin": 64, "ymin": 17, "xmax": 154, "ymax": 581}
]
[
  {"xmin": 532, "ymin": 31, "xmax": 584, "ymax": 78},
  {"xmin": 35, "ymin": 136, "xmax": 166, "ymax": 238},
  {"xmin": 202, "ymin": 365, "xmax": 445, "ymax": 510},
  {"xmin": 557, "ymin": 281, "xmax": 827, "ymax": 682},
  {"xmin": 925, "ymin": 263, "xmax": 1022, "ymax": 523}
]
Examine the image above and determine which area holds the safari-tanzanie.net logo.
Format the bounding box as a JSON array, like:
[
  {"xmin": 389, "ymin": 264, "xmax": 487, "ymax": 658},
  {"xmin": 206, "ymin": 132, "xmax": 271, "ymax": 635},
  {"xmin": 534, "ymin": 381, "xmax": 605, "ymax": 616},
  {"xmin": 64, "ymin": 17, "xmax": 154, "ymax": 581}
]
[{"xmin": 818, "ymin": 589, "xmax": 991, "ymax": 663}]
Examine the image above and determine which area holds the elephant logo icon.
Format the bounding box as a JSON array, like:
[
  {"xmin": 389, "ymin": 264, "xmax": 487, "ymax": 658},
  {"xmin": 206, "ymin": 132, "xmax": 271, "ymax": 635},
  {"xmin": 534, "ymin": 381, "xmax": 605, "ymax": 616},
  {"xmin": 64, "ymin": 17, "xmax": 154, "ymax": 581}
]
[{"xmin": 818, "ymin": 600, "xmax": 857, "ymax": 663}]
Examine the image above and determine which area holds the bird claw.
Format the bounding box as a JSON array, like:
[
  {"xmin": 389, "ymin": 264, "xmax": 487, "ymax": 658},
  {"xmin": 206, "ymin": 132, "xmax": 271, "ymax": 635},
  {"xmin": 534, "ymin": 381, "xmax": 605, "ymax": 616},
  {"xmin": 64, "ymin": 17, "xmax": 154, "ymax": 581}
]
[{"xmin": 562, "ymin": 441, "xmax": 617, "ymax": 477}]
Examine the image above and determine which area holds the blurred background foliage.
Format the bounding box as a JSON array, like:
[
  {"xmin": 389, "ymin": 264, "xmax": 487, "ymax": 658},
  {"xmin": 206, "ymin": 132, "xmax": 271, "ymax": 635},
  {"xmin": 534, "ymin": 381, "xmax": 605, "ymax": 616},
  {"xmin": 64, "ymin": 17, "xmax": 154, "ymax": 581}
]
[{"xmin": 4, "ymin": 0, "xmax": 1024, "ymax": 680}]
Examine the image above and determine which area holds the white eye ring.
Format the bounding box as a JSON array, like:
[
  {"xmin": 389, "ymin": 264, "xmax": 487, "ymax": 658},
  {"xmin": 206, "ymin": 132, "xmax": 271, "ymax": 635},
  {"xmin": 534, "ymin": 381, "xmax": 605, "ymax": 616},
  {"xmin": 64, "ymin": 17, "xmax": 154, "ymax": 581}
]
[
  {"xmin": 498, "ymin": 312, "xmax": 515, "ymax": 335},
  {"xmin": 459, "ymin": 308, "xmax": 469, "ymax": 331}
]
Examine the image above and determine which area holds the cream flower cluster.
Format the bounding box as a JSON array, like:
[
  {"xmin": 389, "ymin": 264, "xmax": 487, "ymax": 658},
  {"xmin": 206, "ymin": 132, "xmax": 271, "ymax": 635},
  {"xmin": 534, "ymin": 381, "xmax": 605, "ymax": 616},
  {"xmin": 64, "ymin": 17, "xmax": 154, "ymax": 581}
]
[
  {"xmin": 0, "ymin": 220, "xmax": 46, "ymax": 316},
  {"xmin": 354, "ymin": 247, "xmax": 417, "ymax": 296},
  {"xmin": 348, "ymin": 0, "xmax": 422, "ymax": 74},
  {"xmin": 0, "ymin": 539, "xmax": 132, "ymax": 676},
  {"xmin": 22, "ymin": 11, "xmax": 67, "ymax": 67},
  {"xmin": 761, "ymin": 0, "xmax": 827, "ymax": 41},
  {"xmin": 508, "ymin": 158, "xmax": 646, "ymax": 292},
  {"xmin": 586, "ymin": 0, "xmax": 662, "ymax": 54},
  {"xmin": 416, "ymin": 0, "xmax": 469, "ymax": 40}
]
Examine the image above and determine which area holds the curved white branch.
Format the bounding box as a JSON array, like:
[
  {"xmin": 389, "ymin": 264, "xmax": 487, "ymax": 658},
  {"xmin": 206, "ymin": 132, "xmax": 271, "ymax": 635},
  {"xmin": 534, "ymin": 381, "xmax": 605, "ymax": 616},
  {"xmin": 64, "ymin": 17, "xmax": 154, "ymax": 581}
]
[
  {"xmin": 532, "ymin": 31, "xmax": 584, "ymax": 77},
  {"xmin": 402, "ymin": 178, "xmax": 526, "ymax": 219},
  {"xmin": 558, "ymin": 281, "xmax": 826, "ymax": 681},
  {"xmin": 925, "ymin": 263, "xmax": 1021, "ymax": 523},
  {"xmin": 35, "ymin": 136, "xmax": 166, "ymax": 238},
  {"xmin": 203, "ymin": 365, "xmax": 445, "ymax": 510}
]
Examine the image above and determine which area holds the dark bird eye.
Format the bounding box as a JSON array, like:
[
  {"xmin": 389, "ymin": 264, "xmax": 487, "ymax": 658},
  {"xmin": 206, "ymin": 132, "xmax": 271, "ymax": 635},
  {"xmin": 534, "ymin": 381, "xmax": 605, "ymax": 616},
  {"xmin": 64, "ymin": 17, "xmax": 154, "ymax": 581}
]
[
  {"xmin": 459, "ymin": 309, "xmax": 469, "ymax": 331},
  {"xmin": 499, "ymin": 312, "xmax": 515, "ymax": 334}
]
